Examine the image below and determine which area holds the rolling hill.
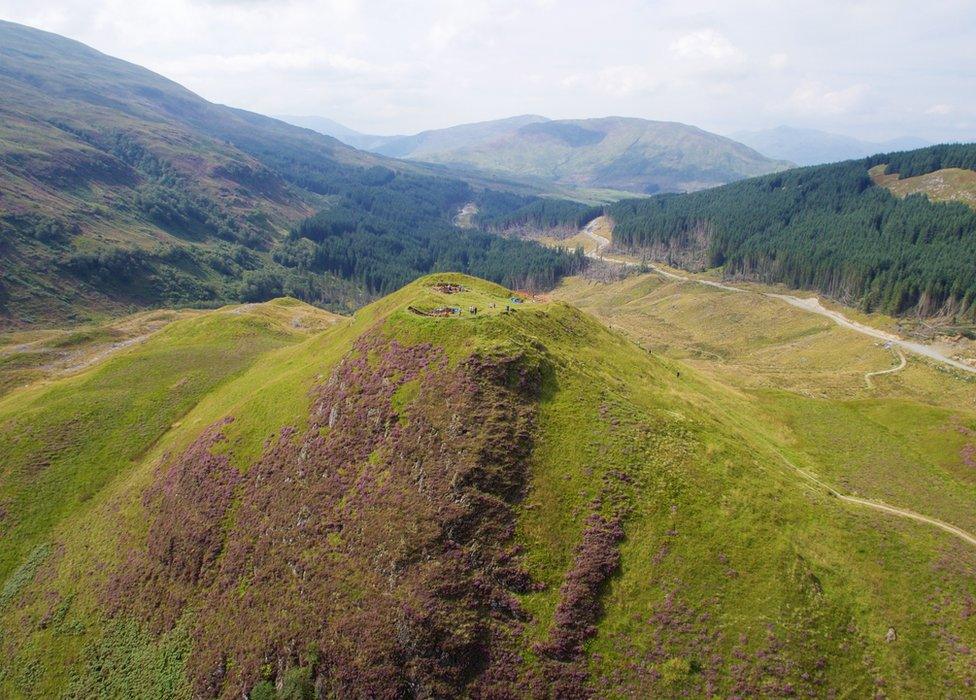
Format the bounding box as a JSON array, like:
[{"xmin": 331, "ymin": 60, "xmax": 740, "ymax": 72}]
[
  {"xmin": 276, "ymin": 114, "xmax": 550, "ymax": 158},
  {"xmin": 2, "ymin": 273, "xmax": 976, "ymax": 697},
  {"xmin": 731, "ymin": 126, "xmax": 931, "ymax": 166},
  {"xmin": 0, "ymin": 21, "xmax": 577, "ymax": 328},
  {"xmin": 286, "ymin": 114, "xmax": 792, "ymax": 196},
  {"xmin": 871, "ymin": 162, "xmax": 976, "ymax": 209}
]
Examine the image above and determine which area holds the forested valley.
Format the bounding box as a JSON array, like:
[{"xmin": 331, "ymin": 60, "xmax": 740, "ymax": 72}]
[{"xmin": 609, "ymin": 144, "xmax": 976, "ymax": 319}]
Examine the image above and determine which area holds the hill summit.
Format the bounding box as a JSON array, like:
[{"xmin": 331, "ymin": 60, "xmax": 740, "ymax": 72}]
[{"xmin": 2, "ymin": 274, "xmax": 976, "ymax": 697}]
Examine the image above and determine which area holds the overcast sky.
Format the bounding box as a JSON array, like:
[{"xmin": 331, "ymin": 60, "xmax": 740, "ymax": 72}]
[{"xmin": 1, "ymin": 0, "xmax": 974, "ymax": 141}]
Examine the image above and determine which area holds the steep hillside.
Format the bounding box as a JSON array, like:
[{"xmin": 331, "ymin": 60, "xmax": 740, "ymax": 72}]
[
  {"xmin": 0, "ymin": 22, "xmax": 577, "ymax": 328},
  {"xmin": 732, "ymin": 126, "xmax": 931, "ymax": 166},
  {"xmin": 343, "ymin": 115, "xmax": 790, "ymax": 195},
  {"xmin": 609, "ymin": 143, "xmax": 976, "ymax": 321},
  {"xmin": 2, "ymin": 274, "xmax": 976, "ymax": 697}
]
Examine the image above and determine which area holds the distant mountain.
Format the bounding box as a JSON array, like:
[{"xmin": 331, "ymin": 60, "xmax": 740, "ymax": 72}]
[
  {"xmin": 288, "ymin": 115, "xmax": 791, "ymax": 195},
  {"xmin": 731, "ymin": 126, "xmax": 931, "ymax": 166},
  {"xmin": 378, "ymin": 116, "xmax": 791, "ymax": 194},
  {"xmin": 274, "ymin": 115, "xmax": 401, "ymax": 151},
  {"xmin": 374, "ymin": 115, "xmax": 550, "ymax": 158}
]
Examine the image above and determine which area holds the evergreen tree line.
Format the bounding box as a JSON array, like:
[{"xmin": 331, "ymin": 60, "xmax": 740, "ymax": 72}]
[
  {"xmin": 41, "ymin": 133, "xmax": 585, "ymax": 308},
  {"xmin": 474, "ymin": 194, "xmax": 603, "ymax": 231},
  {"xmin": 280, "ymin": 170, "xmax": 587, "ymax": 295},
  {"xmin": 610, "ymin": 144, "xmax": 976, "ymax": 318},
  {"xmin": 866, "ymin": 143, "xmax": 976, "ymax": 179}
]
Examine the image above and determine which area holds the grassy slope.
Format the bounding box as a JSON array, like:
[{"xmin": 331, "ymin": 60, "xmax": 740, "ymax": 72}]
[
  {"xmin": 0, "ymin": 309, "xmax": 203, "ymax": 398},
  {"xmin": 552, "ymin": 273, "xmax": 976, "ymax": 695},
  {"xmin": 871, "ymin": 164, "xmax": 976, "ymax": 209},
  {"xmin": 0, "ymin": 300, "xmax": 340, "ymax": 580},
  {"xmin": 557, "ymin": 272, "xmax": 976, "ymax": 521},
  {"xmin": 1, "ymin": 274, "xmax": 975, "ymax": 696},
  {"xmin": 0, "ymin": 20, "xmax": 364, "ymax": 326},
  {"xmin": 1, "ymin": 21, "xmax": 541, "ymax": 328}
]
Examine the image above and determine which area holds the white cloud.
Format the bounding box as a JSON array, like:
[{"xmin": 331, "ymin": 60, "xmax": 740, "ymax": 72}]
[
  {"xmin": 670, "ymin": 29, "xmax": 743, "ymax": 63},
  {"xmin": 158, "ymin": 49, "xmax": 383, "ymax": 76},
  {"xmin": 0, "ymin": 0, "xmax": 971, "ymax": 140},
  {"xmin": 925, "ymin": 103, "xmax": 953, "ymax": 115},
  {"xmin": 426, "ymin": 20, "xmax": 462, "ymax": 51},
  {"xmin": 562, "ymin": 65, "xmax": 661, "ymax": 97},
  {"xmin": 788, "ymin": 81, "xmax": 870, "ymax": 116}
]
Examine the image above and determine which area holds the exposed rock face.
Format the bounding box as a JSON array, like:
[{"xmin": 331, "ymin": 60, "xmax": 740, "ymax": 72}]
[{"xmin": 109, "ymin": 331, "xmax": 544, "ymax": 698}]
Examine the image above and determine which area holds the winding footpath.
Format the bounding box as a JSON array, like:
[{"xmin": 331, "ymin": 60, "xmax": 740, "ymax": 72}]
[
  {"xmin": 784, "ymin": 453, "xmax": 976, "ymax": 548},
  {"xmin": 582, "ymin": 218, "xmax": 976, "ymax": 547},
  {"xmin": 581, "ymin": 218, "xmax": 976, "ymax": 376},
  {"xmin": 864, "ymin": 348, "xmax": 907, "ymax": 388}
]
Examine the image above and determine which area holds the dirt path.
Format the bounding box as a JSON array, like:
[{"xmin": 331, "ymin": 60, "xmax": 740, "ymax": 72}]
[
  {"xmin": 580, "ymin": 217, "xmax": 976, "ymax": 376},
  {"xmin": 59, "ymin": 330, "xmax": 160, "ymax": 375},
  {"xmin": 783, "ymin": 453, "xmax": 976, "ymax": 547},
  {"xmin": 767, "ymin": 294, "xmax": 976, "ymax": 375},
  {"xmin": 864, "ymin": 348, "xmax": 907, "ymax": 388},
  {"xmin": 582, "ymin": 216, "xmax": 976, "ymax": 546},
  {"xmin": 580, "ymin": 218, "xmax": 620, "ymax": 259},
  {"xmin": 1, "ymin": 318, "xmax": 175, "ymax": 386}
]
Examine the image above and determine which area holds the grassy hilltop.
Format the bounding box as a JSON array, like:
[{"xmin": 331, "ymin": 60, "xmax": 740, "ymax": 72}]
[{"xmin": 1, "ymin": 274, "xmax": 975, "ymax": 697}]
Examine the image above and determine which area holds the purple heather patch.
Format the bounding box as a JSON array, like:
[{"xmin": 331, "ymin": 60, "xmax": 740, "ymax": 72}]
[{"xmin": 109, "ymin": 332, "xmax": 544, "ymax": 698}]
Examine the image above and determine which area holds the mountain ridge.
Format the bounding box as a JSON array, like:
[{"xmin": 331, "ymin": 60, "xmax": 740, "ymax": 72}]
[
  {"xmin": 731, "ymin": 125, "xmax": 932, "ymax": 166},
  {"xmin": 280, "ymin": 113, "xmax": 792, "ymax": 195},
  {"xmin": 0, "ymin": 20, "xmax": 577, "ymax": 328},
  {"xmin": 608, "ymin": 142, "xmax": 976, "ymax": 321},
  {"xmin": 272, "ymin": 115, "xmax": 406, "ymax": 151}
]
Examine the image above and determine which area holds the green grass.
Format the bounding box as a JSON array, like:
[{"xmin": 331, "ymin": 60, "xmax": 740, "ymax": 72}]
[
  {"xmin": 0, "ymin": 300, "xmax": 335, "ymax": 581},
  {"xmin": 550, "ymin": 271, "xmax": 976, "ymax": 693},
  {"xmin": 872, "ymin": 164, "xmax": 976, "ymax": 210},
  {"xmin": 0, "ymin": 310, "xmax": 195, "ymax": 398},
  {"xmin": 2, "ymin": 273, "xmax": 976, "ymax": 696}
]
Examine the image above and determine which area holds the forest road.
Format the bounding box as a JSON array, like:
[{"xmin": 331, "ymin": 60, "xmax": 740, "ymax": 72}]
[
  {"xmin": 580, "ymin": 218, "xmax": 976, "ymax": 376},
  {"xmin": 583, "ymin": 216, "xmax": 976, "ymax": 545}
]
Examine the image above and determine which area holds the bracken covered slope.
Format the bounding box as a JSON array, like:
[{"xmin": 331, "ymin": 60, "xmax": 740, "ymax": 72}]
[
  {"xmin": 0, "ymin": 20, "xmax": 370, "ymax": 322},
  {"xmin": 0, "ymin": 22, "xmax": 576, "ymax": 328},
  {"xmin": 1, "ymin": 275, "xmax": 976, "ymax": 697}
]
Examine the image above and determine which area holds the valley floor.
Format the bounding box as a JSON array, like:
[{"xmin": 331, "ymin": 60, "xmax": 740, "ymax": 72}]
[{"xmin": 579, "ymin": 217, "xmax": 976, "ymax": 374}]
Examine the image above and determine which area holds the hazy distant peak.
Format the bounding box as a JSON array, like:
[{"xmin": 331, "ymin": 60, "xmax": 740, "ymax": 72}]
[{"xmin": 732, "ymin": 125, "xmax": 932, "ymax": 166}]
